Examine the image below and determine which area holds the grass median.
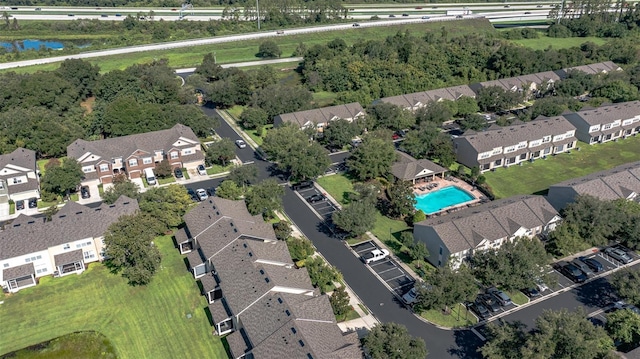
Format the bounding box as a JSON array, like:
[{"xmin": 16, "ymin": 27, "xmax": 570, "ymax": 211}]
[{"xmin": 0, "ymin": 235, "xmax": 226, "ymax": 359}]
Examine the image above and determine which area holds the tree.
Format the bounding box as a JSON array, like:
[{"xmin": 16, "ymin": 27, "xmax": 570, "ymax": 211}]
[
  {"xmin": 611, "ymin": 268, "xmax": 640, "ymax": 305},
  {"xmin": 476, "ymin": 86, "xmax": 522, "ymax": 112},
  {"xmin": 322, "ymin": 119, "xmax": 360, "ymax": 150},
  {"xmin": 228, "ymin": 164, "xmax": 258, "ymax": 189},
  {"xmin": 408, "ymin": 241, "xmax": 429, "ymax": 262},
  {"xmin": 480, "ymin": 321, "xmax": 529, "ymax": 359},
  {"xmin": 414, "ymin": 266, "xmax": 477, "ymax": 314},
  {"xmin": 139, "ymin": 185, "xmax": 192, "ymax": 229},
  {"xmin": 459, "ymin": 114, "xmax": 487, "ymax": 131},
  {"xmin": 606, "ymin": 309, "xmax": 640, "ymax": 347},
  {"xmin": 273, "ymin": 221, "xmax": 292, "ymax": 241},
  {"xmin": 195, "ymin": 53, "xmax": 223, "ymax": 81},
  {"xmin": 206, "ymin": 138, "xmax": 236, "ymax": 166},
  {"xmin": 400, "ymin": 122, "xmax": 455, "ymax": 167},
  {"xmin": 386, "ymin": 179, "xmax": 416, "ymax": 219},
  {"xmin": 455, "ymin": 96, "xmax": 480, "ymax": 116},
  {"xmin": 244, "ymin": 179, "xmax": 285, "ymax": 218},
  {"xmin": 304, "ymin": 256, "xmax": 341, "ymax": 293},
  {"xmin": 103, "ymin": 178, "xmax": 141, "ymax": 204},
  {"xmin": 363, "ymin": 322, "xmax": 428, "ymax": 359},
  {"xmin": 332, "ymin": 200, "xmax": 377, "ymax": 237},
  {"xmin": 562, "ymin": 195, "xmax": 621, "ymax": 247},
  {"xmin": 103, "ymin": 213, "xmax": 164, "ymax": 286},
  {"xmin": 366, "ymin": 102, "xmax": 415, "ymax": 131},
  {"xmin": 154, "ymin": 159, "xmax": 173, "ymax": 179},
  {"xmin": 251, "ymin": 84, "xmax": 313, "ymax": 119},
  {"xmin": 257, "ymin": 40, "xmax": 282, "ymax": 58},
  {"xmin": 286, "ymin": 236, "xmax": 315, "ymax": 262},
  {"xmin": 55, "ymin": 59, "xmax": 100, "ymax": 99},
  {"xmin": 215, "ymin": 180, "xmax": 244, "ymax": 200},
  {"xmin": 240, "ymin": 107, "xmax": 268, "ymax": 129},
  {"xmin": 41, "ymin": 158, "xmax": 84, "ymax": 197},
  {"xmin": 415, "ymin": 101, "xmax": 454, "ymax": 126},
  {"xmin": 329, "ymin": 286, "xmax": 351, "ymax": 318},
  {"xmin": 347, "ymin": 136, "xmax": 396, "ymax": 181}
]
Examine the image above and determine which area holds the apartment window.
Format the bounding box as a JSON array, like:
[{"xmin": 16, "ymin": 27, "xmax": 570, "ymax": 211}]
[
  {"xmin": 3, "ymin": 263, "xmax": 8, "ymax": 268},
  {"xmin": 63, "ymin": 244, "xmax": 70, "ymax": 250},
  {"xmin": 99, "ymin": 164, "xmax": 109, "ymax": 172},
  {"xmin": 82, "ymin": 166, "xmax": 94, "ymax": 173},
  {"xmin": 170, "ymin": 151, "xmax": 179, "ymax": 159},
  {"xmin": 36, "ymin": 268, "xmax": 48, "ymax": 274},
  {"xmin": 128, "ymin": 159, "xmax": 138, "ymax": 167},
  {"xmin": 12, "ymin": 177, "xmax": 23, "ymax": 184},
  {"xmin": 479, "ymin": 152, "xmax": 491, "ymax": 159},
  {"xmin": 25, "ymin": 258, "xmax": 31, "ymax": 263},
  {"xmin": 143, "ymin": 157, "xmax": 152, "ymax": 165},
  {"xmin": 183, "ymin": 149, "xmax": 193, "ymax": 155},
  {"xmin": 542, "ymin": 135, "xmax": 551, "ymax": 143},
  {"xmin": 543, "ymin": 148, "xmax": 551, "ymax": 154},
  {"xmin": 603, "ymin": 123, "xmax": 612, "ymax": 130},
  {"xmin": 84, "ymin": 251, "xmax": 96, "ymax": 260}
]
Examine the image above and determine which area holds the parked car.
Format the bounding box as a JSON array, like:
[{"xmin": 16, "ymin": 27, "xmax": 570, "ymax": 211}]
[
  {"xmin": 579, "ymin": 256, "xmax": 604, "ymax": 272},
  {"xmin": 187, "ymin": 188, "xmax": 198, "ymax": 201},
  {"xmin": 478, "ymin": 294, "xmax": 500, "ymax": 312},
  {"xmin": 522, "ymin": 287, "xmax": 541, "ymax": 298},
  {"xmin": 174, "ymin": 168, "xmax": 184, "ymax": 179},
  {"xmin": 15, "ymin": 200, "xmax": 25, "ymax": 211},
  {"xmin": 571, "ymin": 259, "xmax": 594, "ymax": 277},
  {"xmin": 235, "ymin": 139, "xmax": 247, "ymax": 148},
  {"xmin": 402, "ymin": 287, "xmax": 419, "ymax": 305},
  {"xmin": 468, "ymin": 301, "xmax": 491, "ymax": 319},
  {"xmin": 206, "ymin": 187, "xmax": 216, "ymax": 197},
  {"xmin": 306, "ymin": 194, "xmax": 325, "ymax": 203},
  {"xmin": 197, "ymin": 164, "xmax": 207, "ymax": 176},
  {"xmin": 604, "ymin": 247, "xmax": 633, "ymax": 264},
  {"xmin": 362, "ymin": 249, "xmax": 390, "ymax": 264},
  {"xmin": 81, "ymin": 186, "xmax": 91, "ymax": 199},
  {"xmin": 28, "ymin": 197, "xmax": 37, "ymax": 208},
  {"xmin": 535, "ymin": 278, "xmax": 549, "ymax": 292},
  {"xmin": 292, "ymin": 181, "xmax": 314, "ymax": 191},
  {"xmin": 196, "ymin": 188, "xmax": 208, "ymax": 201},
  {"xmin": 487, "ymin": 287, "xmax": 512, "ymax": 306},
  {"xmin": 612, "ymin": 301, "xmax": 640, "ymax": 315},
  {"xmin": 560, "ymin": 263, "xmax": 588, "ymax": 283}
]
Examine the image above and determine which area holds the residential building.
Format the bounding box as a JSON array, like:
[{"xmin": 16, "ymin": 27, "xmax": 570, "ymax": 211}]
[
  {"xmin": 273, "ymin": 103, "xmax": 365, "ymax": 131},
  {"xmin": 391, "ymin": 151, "xmax": 447, "ymax": 184},
  {"xmin": 0, "ymin": 148, "xmax": 39, "ymax": 202},
  {"xmin": 413, "ymin": 195, "xmax": 561, "ymax": 268},
  {"xmin": 0, "ymin": 196, "xmax": 138, "ymax": 293},
  {"xmin": 547, "ymin": 161, "xmax": 640, "ymax": 211},
  {"xmin": 67, "ymin": 124, "xmax": 204, "ymax": 186},
  {"xmin": 378, "ymin": 85, "xmax": 476, "ymax": 111},
  {"xmin": 452, "ymin": 116, "xmax": 577, "ymax": 172},
  {"xmin": 557, "ymin": 61, "xmax": 622, "ymax": 77},
  {"xmin": 176, "ymin": 197, "xmax": 361, "ymax": 359},
  {"xmin": 564, "ymin": 101, "xmax": 640, "ymax": 145},
  {"xmin": 469, "ymin": 71, "xmax": 561, "ymax": 99}
]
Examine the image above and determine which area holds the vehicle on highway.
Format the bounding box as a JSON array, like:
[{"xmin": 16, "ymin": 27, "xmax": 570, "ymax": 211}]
[
  {"xmin": 579, "ymin": 256, "xmax": 604, "ymax": 272},
  {"xmin": 421, "ymin": 15, "xmax": 430, "ymax": 19},
  {"xmin": 537, "ymin": 4, "xmax": 544, "ymax": 7},
  {"xmin": 68, "ymin": 14, "xmax": 75, "ymax": 16},
  {"xmin": 524, "ymin": 11, "xmax": 532, "ymax": 14},
  {"xmin": 362, "ymin": 249, "xmax": 390, "ymax": 264},
  {"xmin": 306, "ymin": 194, "xmax": 325, "ymax": 203},
  {"xmin": 10, "ymin": 7, "xmax": 18, "ymax": 10},
  {"xmin": 197, "ymin": 164, "xmax": 207, "ymax": 176},
  {"xmin": 389, "ymin": 14, "xmax": 396, "ymax": 17},
  {"xmin": 115, "ymin": 13, "xmax": 122, "ymax": 17},
  {"xmin": 522, "ymin": 287, "xmax": 541, "ymax": 298},
  {"xmin": 171, "ymin": 8, "xmax": 177, "ymax": 11},
  {"xmin": 15, "ymin": 199, "xmax": 24, "ymax": 211},
  {"xmin": 35, "ymin": 7, "xmax": 41, "ymax": 10},
  {"xmin": 196, "ymin": 188, "xmax": 208, "ymax": 201},
  {"xmin": 174, "ymin": 168, "xmax": 184, "ymax": 179},
  {"xmin": 81, "ymin": 186, "xmax": 91, "ymax": 199},
  {"xmin": 292, "ymin": 181, "xmax": 314, "ymax": 190},
  {"xmin": 101, "ymin": 14, "xmax": 108, "ymax": 17},
  {"xmin": 487, "ymin": 287, "xmax": 512, "ymax": 306},
  {"xmin": 604, "ymin": 247, "xmax": 633, "ymax": 264},
  {"xmin": 235, "ymin": 139, "xmax": 247, "ymax": 148},
  {"xmin": 456, "ymin": 15, "xmax": 463, "ymax": 18},
  {"xmin": 402, "ymin": 13, "xmax": 409, "ymax": 16},
  {"xmin": 504, "ymin": 5, "xmax": 510, "ymax": 8},
  {"xmin": 415, "ymin": 7, "xmax": 423, "ymax": 9},
  {"xmin": 478, "ymin": 293, "xmax": 500, "ymax": 312},
  {"xmin": 28, "ymin": 197, "xmax": 37, "ymax": 209},
  {"xmin": 571, "ymin": 259, "xmax": 594, "ymax": 277},
  {"xmin": 560, "ymin": 263, "xmax": 588, "ymax": 283},
  {"xmin": 352, "ymin": 23, "xmax": 360, "ymax": 27},
  {"xmin": 468, "ymin": 301, "xmax": 491, "ymax": 319},
  {"xmin": 276, "ymin": 30, "xmax": 284, "ymax": 35}
]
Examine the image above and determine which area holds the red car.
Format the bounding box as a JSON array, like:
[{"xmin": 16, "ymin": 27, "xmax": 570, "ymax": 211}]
[{"xmin": 392, "ymin": 133, "xmax": 401, "ymax": 140}]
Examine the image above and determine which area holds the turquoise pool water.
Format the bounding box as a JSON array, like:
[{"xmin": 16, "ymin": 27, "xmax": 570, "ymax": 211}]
[{"xmin": 415, "ymin": 186, "xmax": 474, "ymax": 214}]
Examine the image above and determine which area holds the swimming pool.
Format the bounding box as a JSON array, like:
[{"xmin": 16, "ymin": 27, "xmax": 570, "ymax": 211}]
[{"xmin": 414, "ymin": 186, "xmax": 475, "ymax": 215}]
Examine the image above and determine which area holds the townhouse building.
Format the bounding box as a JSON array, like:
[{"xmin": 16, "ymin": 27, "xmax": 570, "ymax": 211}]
[
  {"xmin": 176, "ymin": 197, "xmax": 361, "ymax": 359},
  {"xmin": 67, "ymin": 124, "xmax": 204, "ymax": 186},
  {"xmin": 0, "ymin": 196, "xmax": 138, "ymax": 293},
  {"xmin": 452, "ymin": 116, "xmax": 577, "ymax": 172},
  {"xmin": 413, "ymin": 195, "xmax": 561, "ymax": 268},
  {"xmin": 273, "ymin": 103, "xmax": 365, "ymax": 132},
  {"xmin": 0, "ymin": 148, "xmax": 40, "ymax": 202},
  {"xmin": 379, "ymin": 85, "xmax": 476, "ymax": 111},
  {"xmin": 563, "ymin": 101, "xmax": 640, "ymax": 145}
]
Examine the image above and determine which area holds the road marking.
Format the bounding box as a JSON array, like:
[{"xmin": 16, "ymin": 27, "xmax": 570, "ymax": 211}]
[
  {"xmin": 385, "ymin": 274, "xmax": 408, "ymax": 282},
  {"xmin": 377, "ymin": 267, "xmax": 400, "ymax": 275}
]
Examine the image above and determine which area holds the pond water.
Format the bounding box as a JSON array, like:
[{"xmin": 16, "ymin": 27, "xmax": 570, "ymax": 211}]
[{"xmin": 0, "ymin": 39, "xmax": 64, "ymax": 52}]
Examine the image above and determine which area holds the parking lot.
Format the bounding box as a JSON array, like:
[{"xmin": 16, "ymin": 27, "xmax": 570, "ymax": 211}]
[
  {"xmin": 296, "ymin": 186, "xmax": 338, "ymax": 221},
  {"xmin": 351, "ymin": 241, "xmax": 415, "ymax": 297}
]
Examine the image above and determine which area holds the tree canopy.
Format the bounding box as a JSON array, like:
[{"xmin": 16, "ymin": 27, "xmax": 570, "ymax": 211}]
[
  {"xmin": 363, "ymin": 322, "xmax": 428, "ymax": 359},
  {"xmin": 347, "ymin": 135, "xmax": 397, "ymax": 181},
  {"xmin": 41, "ymin": 158, "xmax": 84, "ymax": 196},
  {"xmin": 244, "ymin": 179, "xmax": 285, "ymax": 219}
]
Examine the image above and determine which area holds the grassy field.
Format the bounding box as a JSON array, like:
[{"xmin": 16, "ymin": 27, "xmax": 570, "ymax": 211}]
[
  {"xmin": 510, "ymin": 34, "xmax": 607, "ymax": 50},
  {"xmin": 484, "ymin": 137, "xmax": 640, "ymax": 199},
  {"xmin": 0, "ymin": 235, "xmax": 226, "ymax": 359},
  {"xmin": 4, "ymin": 18, "xmax": 494, "ymax": 74},
  {"xmin": 2, "ymin": 332, "xmax": 117, "ymax": 359}
]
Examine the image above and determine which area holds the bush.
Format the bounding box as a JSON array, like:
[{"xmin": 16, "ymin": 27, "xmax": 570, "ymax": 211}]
[
  {"xmin": 273, "ymin": 221, "xmax": 292, "ymax": 241},
  {"xmin": 547, "ymin": 24, "xmax": 572, "ymax": 38},
  {"xmin": 412, "ymin": 210, "xmax": 426, "ymax": 225},
  {"xmin": 286, "ymin": 237, "xmax": 315, "ymax": 261}
]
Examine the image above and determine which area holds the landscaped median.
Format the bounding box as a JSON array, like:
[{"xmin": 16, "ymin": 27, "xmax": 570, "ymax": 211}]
[
  {"xmin": 0, "ymin": 235, "xmax": 226, "ymax": 359},
  {"xmin": 420, "ymin": 303, "xmax": 478, "ymax": 328}
]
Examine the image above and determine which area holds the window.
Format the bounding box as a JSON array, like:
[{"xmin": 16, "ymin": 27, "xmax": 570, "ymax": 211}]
[
  {"xmin": 82, "ymin": 166, "xmax": 94, "ymax": 173},
  {"xmin": 12, "ymin": 177, "xmax": 23, "ymax": 184},
  {"xmin": 542, "ymin": 135, "xmax": 551, "ymax": 143},
  {"xmin": 25, "ymin": 258, "xmax": 31, "ymax": 263},
  {"xmin": 3, "ymin": 263, "xmax": 8, "ymax": 268},
  {"xmin": 36, "ymin": 268, "xmax": 48, "ymax": 274},
  {"xmin": 170, "ymin": 152, "xmax": 179, "ymax": 159},
  {"xmin": 603, "ymin": 123, "xmax": 612, "ymax": 130},
  {"xmin": 84, "ymin": 251, "xmax": 96, "ymax": 260},
  {"xmin": 143, "ymin": 157, "xmax": 152, "ymax": 165},
  {"xmin": 128, "ymin": 159, "xmax": 138, "ymax": 167},
  {"xmin": 479, "ymin": 152, "xmax": 491, "ymax": 159},
  {"xmin": 99, "ymin": 164, "xmax": 109, "ymax": 172},
  {"xmin": 63, "ymin": 244, "xmax": 70, "ymax": 250},
  {"xmin": 183, "ymin": 149, "xmax": 193, "ymax": 155}
]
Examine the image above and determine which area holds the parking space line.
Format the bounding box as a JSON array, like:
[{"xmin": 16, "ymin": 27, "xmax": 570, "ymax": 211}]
[
  {"xmin": 377, "ymin": 267, "xmax": 401, "ymax": 275},
  {"xmin": 385, "ymin": 274, "xmax": 409, "ymax": 283}
]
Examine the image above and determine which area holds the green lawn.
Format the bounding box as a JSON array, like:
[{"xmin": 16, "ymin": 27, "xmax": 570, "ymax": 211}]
[
  {"xmin": 316, "ymin": 174, "xmax": 354, "ymax": 206},
  {"xmin": 336, "ymin": 306, "xmax": 361, "ymax": 323},
  {"xmin": 206, "ymin": 163, "xmax": 234, "ymax": 175},
  {"xmin": 158, "ymin": 176, "xmax": 176, "ymax": 185},
  {"xmin": 312, "ymin": 91, "xmax": 338, "ymax": 107},
  {"xmin": 37, "ymin": 159, "xmax": 50, "ymax": 176},
  {"xmin": 483, "ymin": 137, "xmax": 640, "ymax": 199},
  {"xmin": 2, "ymin": 331, "xmax": 117, "ymax": 359},
  {"xmin": 0, "ymin": 235, "xmax": 226, "ymax": 359},
  {"xmin": 420, "ymin": 303, "xmax": 477, "ymax": 328},
  {"xmin": 507, "ymin": 290, "xmax": 529, "ymax": 306},
  {"xmin": 510, "ymin": 35, "xmax": 607, "ymax": 50}
]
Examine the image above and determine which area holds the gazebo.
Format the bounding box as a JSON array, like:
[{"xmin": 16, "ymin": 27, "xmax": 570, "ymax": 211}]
[{"xmin": 391, "ymin": 151, "xmax": 448, "ymax": 184}]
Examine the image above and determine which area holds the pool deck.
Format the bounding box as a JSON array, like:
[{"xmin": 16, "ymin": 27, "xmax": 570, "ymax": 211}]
[{"xmin": 413, "ymin": 176, "xmax": 483, "ymax": 215}]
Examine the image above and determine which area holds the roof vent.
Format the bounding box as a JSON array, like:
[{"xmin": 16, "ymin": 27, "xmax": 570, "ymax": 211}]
[
  {"xmin": 13, "ymin": 223, "xmax": 20, "ymax": 227},
  {"xmin": 75, "ymin": 211, "xmax": 83, "ymax": 215},
  {"xmin": 59, "ymin": 215, "xmax": 67, "ymax": 218}
]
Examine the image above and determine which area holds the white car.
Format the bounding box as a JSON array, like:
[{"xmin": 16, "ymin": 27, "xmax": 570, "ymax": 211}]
[
  {"xmin": 195, "ymin": 188, "xmax": 208, "ymax": 201},
  {"xmin": 362, "ymin": 249, "xmax": 390, "ymax": 264},
  {"xmin": 235, "ymin": 139, "xmax": 247, "ymax": 149},
  {"xmin": 197, "ymin": 164, "xmax": 207, "ymax": 176}
]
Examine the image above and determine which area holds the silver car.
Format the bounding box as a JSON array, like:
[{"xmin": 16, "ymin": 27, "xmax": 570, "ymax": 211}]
[{"xmin": 604, "ymin": 247, "xmax": 633, "ymax": 264}]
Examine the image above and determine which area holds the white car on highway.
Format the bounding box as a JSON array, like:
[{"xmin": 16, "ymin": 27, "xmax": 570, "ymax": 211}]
[{"xmin": 362, "ymin": 249, "xmax": 390, "ymax": 264}]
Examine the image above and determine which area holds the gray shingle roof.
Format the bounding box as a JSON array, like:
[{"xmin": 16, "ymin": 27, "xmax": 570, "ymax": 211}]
[
  {"xmin": 0, "ymin": 148, "xmax": 38, "ymax": 195},
  {"xmin": 415, "ymin": 195, "xmax": 559, "ymax": 254},
  {"xmin": 391, "ymin": 151, "xmax": 447, "ymax": 181},
  {"xmin": 67, "ymin": 123, "xmax": 201, "ymax": 163},
  {"xmin": 274, "ymin": 103, "xmax": 365, "ymax": 128},
  {"xmin": 199, "ymin": 272, "xmax": 217, "ymax": 293},
  {"xmin": 226, "ymin": 330, "xmax": 250, "ymax": 358},
  {"xmin": 549, "ymin": 161, "xmax": 640, "ymax": 201},
  {"xmin": 567, "ymin": 100, "xmax": 640, "ymax": 126},
  {"xmin": 53, "ymin": 249, "xmax": 83, "ymax": 266},
  {"xmin": 208, "ymin": 299, "xmax": 231, "ymax": 324},
  {"xmin": 2, "ymin": 262, "xmax": 35, "ymax": 280},
  {"xmin": 0, "ymin": 148, "xmax": 36, "ymax": 172},
  {"xmin": 0, "ymin": 196, "xmax": 139, "ymax": 260},
  {"xmin": 378, "ymin": 85, "xmax": 475, "ymax": 110},
  {"xmin": 562, "ymin": 61, "xmax": 621, "ymax": 76}
]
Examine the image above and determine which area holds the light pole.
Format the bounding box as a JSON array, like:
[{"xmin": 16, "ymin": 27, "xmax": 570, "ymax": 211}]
[{"xmin": 256, "ymin": 0, "xmax": 260, "ymax": 30}]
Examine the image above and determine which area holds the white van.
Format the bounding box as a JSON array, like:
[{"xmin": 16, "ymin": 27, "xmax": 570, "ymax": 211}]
[{"xmin": 144, "ymin": 168, "xmax": 156, "ymax": 185}]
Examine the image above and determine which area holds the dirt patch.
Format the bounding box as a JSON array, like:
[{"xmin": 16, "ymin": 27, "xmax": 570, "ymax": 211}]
[{"xmin": 80, "ymin": 96, "xmax": 96, "ymax": 115}]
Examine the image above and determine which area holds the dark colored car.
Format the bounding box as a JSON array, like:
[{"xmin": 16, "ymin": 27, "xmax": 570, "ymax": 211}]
[
  {"xmin": 174, "ymin": 168, "xmax": 184, "ymax": 179},
  {"xmin": 81, "ymin": 186, "xmax": 90, "ymax": 199},
  {"xmin": 206, "ymin": 187, "xmax": 216, "ymax": 197},
  {"xmin": 292, "ymin": 181, "xmax": 313, "ymax": 191},
  {"xmin": 579, "ymin": 256, "xmax": 604, "ymax": 272},
  {"xmin": 15, "ymin": 200, "xmax": 25, "ymax": 211},
  {"xmin": 560, "ymin": 263, "xmax": 588, "ymax": 283},
  {"xmin": 306, "ymin": 194, "xmax": 325, "ymax": 203},
  {"xmin": 187, "ymin": 188, "xmax": 198, "ymax": 201},
  {"xmin": 101, "ymin": 14, "xmax": 108, "ymax": 17},
  {"xmin": 468, "ymin": 301, "xmax": 491, "ymax": 319},
  {"xmin": 522, "ymin": 287, "xmax": 541, "ymax": 298},
  {"xmin": 524, "ymin": 11, "xmax": 532, "ymax": 14},
  {"xmin": 389, "ymin": 14, "xmax": 396, "ymax": 17},
  {"xmin": 478, "ymin": 294, "xmax": 500, "ymax": 312},
  {"xmin": 28, "ymin": 197, "xmax": 37, "ymax": 208},
  {"xmin": 402, "ymin": 13, "xmax": 409, "ymax": 16},
  {"xmin": 487, "ymin": 287, "xmax": 512, "ymax": 306}
]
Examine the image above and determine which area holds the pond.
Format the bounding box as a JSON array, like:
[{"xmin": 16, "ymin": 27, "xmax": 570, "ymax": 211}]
[{"xmin": 0, "ymin": 39, "xmax": 64, "ymax": 52}]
